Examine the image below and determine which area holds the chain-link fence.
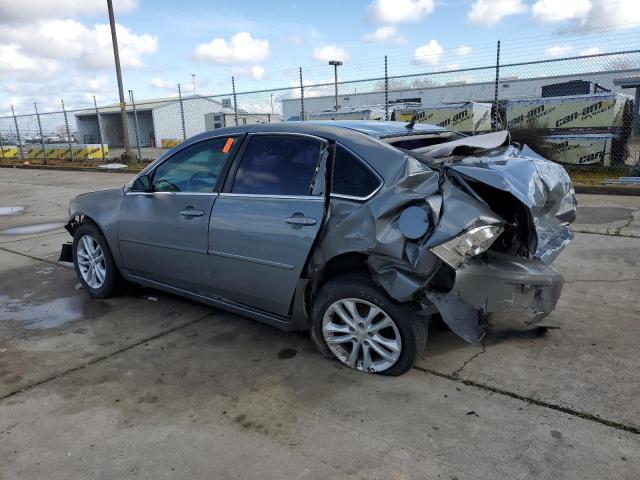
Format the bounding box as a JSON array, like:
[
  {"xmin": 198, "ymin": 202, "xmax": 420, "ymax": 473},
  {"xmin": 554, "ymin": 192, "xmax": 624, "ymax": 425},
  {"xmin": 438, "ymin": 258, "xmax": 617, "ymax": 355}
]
[{"xmin": 2, "ymin": 47, "xmax": 639, "ymax": 169}]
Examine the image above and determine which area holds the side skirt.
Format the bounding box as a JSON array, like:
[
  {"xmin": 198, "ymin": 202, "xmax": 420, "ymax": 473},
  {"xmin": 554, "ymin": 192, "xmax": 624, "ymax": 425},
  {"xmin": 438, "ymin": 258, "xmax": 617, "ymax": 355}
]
[{"xmin": 125, "ymin": 273, "xmax": 307, "ymax": 332}]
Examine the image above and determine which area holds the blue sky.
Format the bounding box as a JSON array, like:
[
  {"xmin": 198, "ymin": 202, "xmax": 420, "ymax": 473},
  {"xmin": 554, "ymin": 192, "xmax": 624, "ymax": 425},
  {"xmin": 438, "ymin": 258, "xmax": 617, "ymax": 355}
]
[{"xmin": 1, "ymin": 0, "xmax": 639, "ymax": 114}]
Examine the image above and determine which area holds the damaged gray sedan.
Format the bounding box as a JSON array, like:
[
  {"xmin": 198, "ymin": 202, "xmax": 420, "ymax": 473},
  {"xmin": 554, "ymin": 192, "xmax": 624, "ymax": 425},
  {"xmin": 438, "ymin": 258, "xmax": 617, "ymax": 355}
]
[{"xmin": 61, "ymin": 121, "xmax": 576, "ymax": 376}]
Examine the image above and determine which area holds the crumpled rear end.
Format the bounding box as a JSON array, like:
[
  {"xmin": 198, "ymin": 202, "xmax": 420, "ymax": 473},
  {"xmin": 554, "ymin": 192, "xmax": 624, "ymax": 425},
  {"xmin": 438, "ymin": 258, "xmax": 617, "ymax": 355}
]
[{"xmin": 310, "ymin": 135, "xmax": 576, "ymax": 345}]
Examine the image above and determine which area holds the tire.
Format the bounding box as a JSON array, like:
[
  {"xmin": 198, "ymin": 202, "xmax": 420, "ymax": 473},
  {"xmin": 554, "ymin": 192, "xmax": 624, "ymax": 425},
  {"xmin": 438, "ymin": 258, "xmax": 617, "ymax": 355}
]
[
  {"xmin": 310, "ymin": 275, "xmax": 428, "ymax": 376},
  {"xmin": 72, "ymin": 222, "xmax": 122, "ymax": 299}
]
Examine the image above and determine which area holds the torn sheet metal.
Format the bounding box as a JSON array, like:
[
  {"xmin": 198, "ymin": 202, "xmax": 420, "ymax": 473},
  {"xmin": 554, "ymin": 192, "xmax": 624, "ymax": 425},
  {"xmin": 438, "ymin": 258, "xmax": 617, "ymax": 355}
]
[
  {"xmin": 310, "ymin": 154, "xmax": 443, "ymax": 303},
  {"xmin": 425, "ymin": 292, "xmax": 485, "ymax": 344},
  {"xmin": 447, "ymin": 144, "xmax": 577, "ymax": 264}
]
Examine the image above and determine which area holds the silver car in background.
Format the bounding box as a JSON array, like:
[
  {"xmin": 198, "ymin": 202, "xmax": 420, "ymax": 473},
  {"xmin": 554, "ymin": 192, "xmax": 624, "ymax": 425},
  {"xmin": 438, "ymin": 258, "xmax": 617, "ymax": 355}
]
[{"xmin": 61, "ymin": 121, "xmax": 576, "ymax": 375}]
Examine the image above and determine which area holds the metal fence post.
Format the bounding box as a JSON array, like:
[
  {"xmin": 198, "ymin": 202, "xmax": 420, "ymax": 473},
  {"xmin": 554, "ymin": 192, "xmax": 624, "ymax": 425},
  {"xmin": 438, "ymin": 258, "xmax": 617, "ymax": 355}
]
[
  {"xmin": 299, "ymin": 67, "xmax": 305, "ymax": 121},
  {"xmin": 177, "ymin": 83, "xmax": 187, "ymax": 140},
  {"xmin": 34, "ymin": 102, "xmax": 46, "ymax": 162},
  {"xmin": 61, "ymin": 99, "xmax": 74, "ymax": 162},
  {"xmin": 129, "ymin": 90, "xmax": 142, "ymax": 162},
  {"xmin": 93, "ymin": 96, "xmax": 106, "ymax": 162},
  {"xmin": 10, "ymin": 105, "xmax": 23, "ymax": 161},
  {"xmin": 384, "ymin": 55, "xmax": 389, "ymax": 121},
  {"xmin": 493, "ymin": 40, "xmax": 501, "ymax": 131},
  {"xmin": 232, "ymin": 76, "xmax": 239, "ymax": 126}
]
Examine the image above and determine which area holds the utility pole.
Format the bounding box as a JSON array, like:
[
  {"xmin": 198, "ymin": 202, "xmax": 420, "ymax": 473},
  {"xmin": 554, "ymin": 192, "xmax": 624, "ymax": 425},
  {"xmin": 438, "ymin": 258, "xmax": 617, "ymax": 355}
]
[
  {"xmin": 107, "ymin": 0, "xmax": 132, "ymax": 159},
  {"xmin": 192, "ymin": 74, "xmax": 196, "ymax": 95},
  {"xmin": 329, "ymin": 60, "xmax": 342, "ymax": 111}
]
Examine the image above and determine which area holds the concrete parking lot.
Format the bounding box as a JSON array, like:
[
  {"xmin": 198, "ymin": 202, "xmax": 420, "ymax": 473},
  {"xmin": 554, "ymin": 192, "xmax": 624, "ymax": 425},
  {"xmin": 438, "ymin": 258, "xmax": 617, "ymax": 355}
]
[{"xmin": 1, "ymin": 168, "xmax": 639, "ymax": 479}]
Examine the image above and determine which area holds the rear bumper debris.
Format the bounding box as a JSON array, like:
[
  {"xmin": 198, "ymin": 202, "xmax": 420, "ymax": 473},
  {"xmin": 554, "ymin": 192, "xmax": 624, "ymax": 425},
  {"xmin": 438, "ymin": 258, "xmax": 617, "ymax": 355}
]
[{"xmin": 426, "ymin": 251, "xmax": 564, "ymax": 344}]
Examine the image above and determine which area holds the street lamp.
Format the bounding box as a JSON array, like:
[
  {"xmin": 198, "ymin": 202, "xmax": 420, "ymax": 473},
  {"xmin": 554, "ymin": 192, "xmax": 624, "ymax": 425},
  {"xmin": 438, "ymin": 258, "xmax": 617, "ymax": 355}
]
[{"xmin": 328, "ymin": 60, "xmax": 342, "ymax": 111}]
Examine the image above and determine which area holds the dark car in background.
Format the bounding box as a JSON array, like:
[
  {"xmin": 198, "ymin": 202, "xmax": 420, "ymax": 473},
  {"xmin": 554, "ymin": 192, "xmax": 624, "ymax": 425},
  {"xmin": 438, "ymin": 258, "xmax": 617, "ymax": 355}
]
[{"xmin": 61, "ymin": 121, "xmax": 576, "ymax": 375}]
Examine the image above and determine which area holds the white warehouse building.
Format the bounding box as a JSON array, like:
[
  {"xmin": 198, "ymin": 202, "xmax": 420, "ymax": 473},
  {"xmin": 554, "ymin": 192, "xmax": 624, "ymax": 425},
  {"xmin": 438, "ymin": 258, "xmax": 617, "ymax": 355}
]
[
  {"xmin": 281, "ymin": 68, "xmax": 640, "ymax": 121},
  {"xmin": 75, "ymin": 95, "xmax": 279, "ymax": 148}
]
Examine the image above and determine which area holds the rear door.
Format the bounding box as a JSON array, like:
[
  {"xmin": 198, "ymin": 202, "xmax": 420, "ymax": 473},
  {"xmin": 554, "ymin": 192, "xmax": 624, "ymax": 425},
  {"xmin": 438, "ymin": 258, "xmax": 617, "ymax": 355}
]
[
  {"xmin": 209, "ymin": 133, "xmax": 328, "ymax": 316},
  {"xmin": 118, "ymin": 136, "xmax": 238, "ymax": 292}
]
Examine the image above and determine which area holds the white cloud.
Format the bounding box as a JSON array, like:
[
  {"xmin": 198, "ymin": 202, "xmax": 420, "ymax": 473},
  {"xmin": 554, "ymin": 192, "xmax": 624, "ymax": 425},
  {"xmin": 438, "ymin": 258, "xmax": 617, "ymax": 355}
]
[
  {"xmin": 456, "ymin": 45, "xmax": 473, "ymax": 56},
  {"xmin": 367, "ymin": 0, "xmax": 435, "ymax": 24},
  {"xmin": 230, "ymin": 65, "xmax": 267, "ymax": 79},
  {"xmin": 0, "ymin": 0, "xmax": 138, "ymax": 23},
  {"xmin": 251, "ymin": 65, "xmax": 266, "ymax": 79},
  {"xmin": 467, "ymin": 0, "xmax": 528, "ymax": 26},
  {"xmin": 545, "ymin": 45, "xmax": 574, "ymax": 57},
  {"xmin": 193, "ymin": 32, "xmax": 270, "ymax": 65},
  {"xmin": 0, "ymin": 44, "xmax": 59, "ymax": 80},
  {"xmin": 532, "ymin": 0, "xmax": 640, "ymax": 31},
  {"xmin": 579, "ymin": 46, "xmax": 603, "ymax": 55},
  {"xmin": 531, "ymin": 0, "xmax": 592, "ymax": 22},
  {"xmin": 150, "ymin": 77, "xmax": 175, "ymax": 90},
  {"xmin": 414, "ymin": 40, "xmax": 444, "ymax": 65},
  {"xmin": 362, "ymin": 26, "xmax": 406, "ymax": 44},
  {"xmin": 75, "ymin": 75, "xmax": 110, "ymax": 93},
  {"xmin": 313, "ymin": 45, "xmax": 351, "ymax": 63},
  {"xmin": 446, "ymin": 63, "xmax": 460, "ymax": 70},
  {"xmin": 0, "ymin": 20, "xmax": 157, "ymax": 69}
]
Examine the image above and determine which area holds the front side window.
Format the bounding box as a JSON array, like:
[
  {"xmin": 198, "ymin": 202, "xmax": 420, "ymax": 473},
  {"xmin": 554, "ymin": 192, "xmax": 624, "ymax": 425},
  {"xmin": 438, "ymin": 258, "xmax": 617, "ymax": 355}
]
[
  {"xmin": 232, "ymin": 135, "xmax": 321, "ymax": 195},
  {"xmin": 153, "ymin": 137, "xmax": 235, "ymax": 193},
  {"xmin": 332, "ymin": 145, "xmax": 381, "ymax": 198}
]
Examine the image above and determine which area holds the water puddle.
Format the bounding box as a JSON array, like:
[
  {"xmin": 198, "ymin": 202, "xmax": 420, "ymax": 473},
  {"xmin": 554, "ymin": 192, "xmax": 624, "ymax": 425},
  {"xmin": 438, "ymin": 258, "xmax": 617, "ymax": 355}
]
[
  {"xmin": 0, "ymin": 295, "xmax": 83, "ymax": 329},
  {"xmin": 0, "ymin": 206, "xmax": 25, "ymax": 216},
  {"xmin": 0, "ymin": 222, "xmax": 65, "ymax": 235}
]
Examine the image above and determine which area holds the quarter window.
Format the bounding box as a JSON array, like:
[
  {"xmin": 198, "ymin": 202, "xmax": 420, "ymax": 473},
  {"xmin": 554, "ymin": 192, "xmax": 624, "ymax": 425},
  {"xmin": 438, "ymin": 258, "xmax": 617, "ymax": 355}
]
[
  {"xmin": 332, "ymin": 146, "xmax": 381, "ymax": 198},
  {"xmin": 232, "ymin": 135, "xmax": 321, "ymax": 195},
  {"xmin": 153, "ymin": 137, "xmax": 235, "ymax": 193}
]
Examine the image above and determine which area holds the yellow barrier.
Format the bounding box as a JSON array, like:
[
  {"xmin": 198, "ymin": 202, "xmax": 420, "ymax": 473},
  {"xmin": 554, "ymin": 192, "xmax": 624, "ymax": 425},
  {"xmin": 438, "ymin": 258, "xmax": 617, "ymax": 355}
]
[
  {"xmin": 8, "ymin": 144, "xmax": 111, "ymax": 160},
  {"xmin": 0, "ymin": 146, "xmax": 19, "ymax": 158},
  {"xmin": 161, "ymin": 139, "xmax": 181, "ymax": 149}
]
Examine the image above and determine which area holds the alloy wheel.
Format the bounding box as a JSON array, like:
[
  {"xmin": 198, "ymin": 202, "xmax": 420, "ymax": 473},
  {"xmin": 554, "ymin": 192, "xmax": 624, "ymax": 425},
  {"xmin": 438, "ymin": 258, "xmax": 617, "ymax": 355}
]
[
  {"xmin": 77, "ymin": 234, "xmax": 106, "ymax": 290},
  {"xmin": 322, "ymin": 298, "xmax": 402, "ymax": 373}
]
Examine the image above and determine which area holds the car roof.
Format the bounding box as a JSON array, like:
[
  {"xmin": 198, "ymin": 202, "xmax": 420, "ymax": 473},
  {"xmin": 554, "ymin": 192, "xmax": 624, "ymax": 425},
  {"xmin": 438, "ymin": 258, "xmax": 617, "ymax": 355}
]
[
  {"xmin": 301, "ymin": 120, "xmax": 447, "ymax": 138},
  {"xmin": 156, "ymin": 121, "xmax": 445, "ymax": 182}
]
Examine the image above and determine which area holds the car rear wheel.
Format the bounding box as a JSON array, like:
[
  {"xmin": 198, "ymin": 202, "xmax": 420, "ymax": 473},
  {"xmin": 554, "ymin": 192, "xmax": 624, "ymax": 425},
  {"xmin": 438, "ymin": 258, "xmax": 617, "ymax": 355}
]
[
  {"xmin": 73, "ymin": 223, "xmax": 121, "ymax": 298},
  {"xmin": 310, "ymin": 275, "xmax": 428, "ymax": 376}
]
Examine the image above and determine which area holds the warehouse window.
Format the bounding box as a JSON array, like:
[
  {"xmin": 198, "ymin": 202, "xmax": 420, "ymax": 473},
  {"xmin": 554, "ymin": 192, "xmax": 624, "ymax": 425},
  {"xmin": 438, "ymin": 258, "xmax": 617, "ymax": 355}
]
[{"xmin": 332, "ymin": 145, "xmax": 381, "ymax": 199}]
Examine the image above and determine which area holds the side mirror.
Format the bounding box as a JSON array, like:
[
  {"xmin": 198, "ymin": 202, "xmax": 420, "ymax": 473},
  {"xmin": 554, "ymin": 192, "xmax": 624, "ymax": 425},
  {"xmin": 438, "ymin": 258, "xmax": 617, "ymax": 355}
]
[{"xmin": 131, "ymin": 174, "xmax": 152, "ymax": 192}]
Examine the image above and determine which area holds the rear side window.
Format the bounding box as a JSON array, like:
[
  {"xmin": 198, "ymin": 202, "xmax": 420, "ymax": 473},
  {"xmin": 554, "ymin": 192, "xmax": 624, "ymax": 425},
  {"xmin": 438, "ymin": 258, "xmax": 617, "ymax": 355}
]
[
  {"xmin": 332, "ymin": 146, "xmax": 381, "ymax": 199},
  {"xmin": 232, "ymin": 135, "xmax": 321, "ymax": 195}
]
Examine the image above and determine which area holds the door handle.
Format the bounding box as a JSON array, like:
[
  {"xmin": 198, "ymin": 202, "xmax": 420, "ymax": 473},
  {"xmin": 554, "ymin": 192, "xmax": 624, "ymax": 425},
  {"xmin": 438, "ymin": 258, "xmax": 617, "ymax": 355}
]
[
  {"xmin": 286, "ymin": 216, "xmax": 317, "ymax": 226},
  {"xmin": 179, "ymin": 208, "xmax": 204, "ymax": 218}
]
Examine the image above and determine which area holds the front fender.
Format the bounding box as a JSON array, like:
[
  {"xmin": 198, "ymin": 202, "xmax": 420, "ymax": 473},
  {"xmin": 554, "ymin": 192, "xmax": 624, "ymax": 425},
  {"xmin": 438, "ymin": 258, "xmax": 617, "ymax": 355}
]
[{"xmin": 66, "ymin": 188, "xmax": 125, "ymax": 268}]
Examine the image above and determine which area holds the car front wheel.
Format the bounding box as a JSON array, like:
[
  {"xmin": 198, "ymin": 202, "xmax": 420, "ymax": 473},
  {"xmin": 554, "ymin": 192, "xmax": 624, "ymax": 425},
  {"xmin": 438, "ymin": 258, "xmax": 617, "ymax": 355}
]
[
  {"xmin": 310, "ymin": 275, "xmax": 428, "ymax": 376},
  {"xmin": 73, "ymin": 223, "xmax": 121, "ymax": 298}
]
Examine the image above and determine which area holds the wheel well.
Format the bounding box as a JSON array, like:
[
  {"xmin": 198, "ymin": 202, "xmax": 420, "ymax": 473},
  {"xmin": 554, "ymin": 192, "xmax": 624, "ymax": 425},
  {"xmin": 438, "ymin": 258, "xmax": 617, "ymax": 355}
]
[
  {"xmin": 318, "ymin": 252, "xmax": 371, "ymax": 285},
  {"xmin": 66, "ymin": 214, "xmax": 100, "ymax": 237}
]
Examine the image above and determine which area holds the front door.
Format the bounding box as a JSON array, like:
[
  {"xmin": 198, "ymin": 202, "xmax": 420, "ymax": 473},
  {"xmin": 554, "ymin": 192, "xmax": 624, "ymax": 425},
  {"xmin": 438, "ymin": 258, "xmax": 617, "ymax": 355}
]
[
  {"xmin": 209, "ymin": 133, "xmax": 327, "ymax": 316},
  {"xmin": 118, "ymin": 136, "xmax": 238, "ymax": 292}
]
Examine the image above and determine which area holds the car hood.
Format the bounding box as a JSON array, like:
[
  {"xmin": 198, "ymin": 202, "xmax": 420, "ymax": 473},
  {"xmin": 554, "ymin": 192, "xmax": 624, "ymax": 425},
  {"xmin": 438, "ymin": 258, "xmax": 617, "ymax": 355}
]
[{"xmin": 446, "ymin": 144, "xmax": 577, "ymax": 264}]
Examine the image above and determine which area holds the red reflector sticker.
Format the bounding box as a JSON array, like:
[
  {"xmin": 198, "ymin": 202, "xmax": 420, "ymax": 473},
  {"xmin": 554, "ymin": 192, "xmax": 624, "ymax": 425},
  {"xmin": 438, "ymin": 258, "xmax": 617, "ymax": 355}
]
[{"xmin": 222, "ymin": 137, "xmax": 234, "ymax": 153}]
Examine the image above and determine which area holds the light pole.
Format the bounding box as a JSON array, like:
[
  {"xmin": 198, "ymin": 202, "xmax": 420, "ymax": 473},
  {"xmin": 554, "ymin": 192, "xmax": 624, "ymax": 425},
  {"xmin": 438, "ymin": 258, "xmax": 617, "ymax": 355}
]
[
  {"xmin": 191, "ymin": 73, "xmax": 196, "ymax": 95},
  {"xmin": 328, "ymin": 60, "xmax": 342, "ymax": 111},
  {"xmin": 106, "ymin": 0, "xmax": 132, "ymax": 160}
]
